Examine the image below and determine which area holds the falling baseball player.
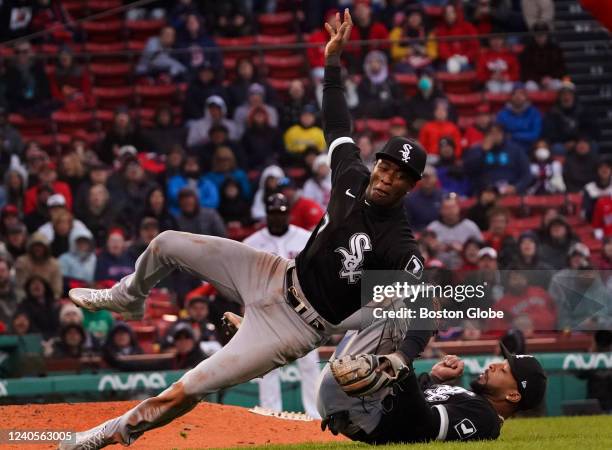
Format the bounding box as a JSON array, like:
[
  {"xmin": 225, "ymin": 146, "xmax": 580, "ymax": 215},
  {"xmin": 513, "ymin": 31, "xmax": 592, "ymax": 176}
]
[
  {"xmin": 317, "ymin": 317, "xmax": 548, "ymax": 443},
  {"xmin": 59, "ymin": 9, "xmax": 432, "ymax": 449}
]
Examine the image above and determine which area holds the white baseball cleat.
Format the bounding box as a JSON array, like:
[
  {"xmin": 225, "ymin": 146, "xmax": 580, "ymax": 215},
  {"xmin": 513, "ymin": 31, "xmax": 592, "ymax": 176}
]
[
  {"xmin": 58, "ymin": 420, "xmax": 117, "ymax": 450},
  {"xmin": 68, "ymin": 288, "xmax": 144, "ymax": 320}
]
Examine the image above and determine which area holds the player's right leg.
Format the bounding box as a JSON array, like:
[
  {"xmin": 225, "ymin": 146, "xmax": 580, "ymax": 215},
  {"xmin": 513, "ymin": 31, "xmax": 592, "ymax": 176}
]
[{"xmin": 68, "ymin": 230, "xmax": 273, "ymax": 318}]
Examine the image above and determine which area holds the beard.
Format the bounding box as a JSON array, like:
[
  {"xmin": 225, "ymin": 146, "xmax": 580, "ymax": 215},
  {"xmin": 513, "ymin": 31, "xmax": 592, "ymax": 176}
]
[{"xmin": 470, "ymin": 377, "xmax": 489, "ymax": 396}]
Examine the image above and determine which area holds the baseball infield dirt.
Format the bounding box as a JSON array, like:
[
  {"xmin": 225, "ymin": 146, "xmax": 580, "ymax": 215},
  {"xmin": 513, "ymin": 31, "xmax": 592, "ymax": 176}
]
[{"xmin": 0, "ymin": 401, "xmax": 347, "ymax": 449}]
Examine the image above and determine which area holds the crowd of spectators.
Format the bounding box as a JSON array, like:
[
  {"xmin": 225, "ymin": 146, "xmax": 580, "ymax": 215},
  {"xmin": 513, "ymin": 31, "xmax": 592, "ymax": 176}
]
[{"xmin": 0, "ymin": 0, "xmax": 610, "ymax": 372}]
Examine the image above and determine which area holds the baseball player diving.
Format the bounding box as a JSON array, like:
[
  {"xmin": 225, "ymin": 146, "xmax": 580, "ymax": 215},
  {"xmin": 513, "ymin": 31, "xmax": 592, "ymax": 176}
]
[
  {"xmin": 317, "ymin": 319, "xmax": 547, "ymax": 443},
  {"xmin": 60, "ymin": 9, "xmax": 432, "ymax": 449}
]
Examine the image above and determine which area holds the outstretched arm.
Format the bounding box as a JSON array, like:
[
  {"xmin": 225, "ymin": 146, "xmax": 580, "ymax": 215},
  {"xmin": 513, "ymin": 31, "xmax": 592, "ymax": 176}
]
[{"xmin": 323, "ymin": 9, "xmax": 353, "ymax": 145}]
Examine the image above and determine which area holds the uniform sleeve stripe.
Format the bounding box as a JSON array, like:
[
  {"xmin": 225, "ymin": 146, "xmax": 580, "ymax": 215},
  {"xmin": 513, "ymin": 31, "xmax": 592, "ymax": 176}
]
[
  {"xmin": 328, "ymin": 137, "xmax": 355, "ymax": 166},
  {"xmin": 433, "ymin": 404, "xmax": 449, "ymax": 441}
]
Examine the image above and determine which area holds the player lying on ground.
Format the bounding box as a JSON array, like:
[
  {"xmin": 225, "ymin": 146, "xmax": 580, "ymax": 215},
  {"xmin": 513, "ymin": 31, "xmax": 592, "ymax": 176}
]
[
  {"xmin": 59, "ymin": 9, "xmax": 432, "ymax": 450},
  {"xmin": 317, "ymin": 321, "xmax": 547, "ymax": 444}
]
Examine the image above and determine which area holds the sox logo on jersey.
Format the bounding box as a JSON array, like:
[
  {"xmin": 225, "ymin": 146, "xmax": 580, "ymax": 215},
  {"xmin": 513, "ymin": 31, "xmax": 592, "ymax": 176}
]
[{"xmin": 335, "ymin": 233, "xmax": 372, "ymax": 283}]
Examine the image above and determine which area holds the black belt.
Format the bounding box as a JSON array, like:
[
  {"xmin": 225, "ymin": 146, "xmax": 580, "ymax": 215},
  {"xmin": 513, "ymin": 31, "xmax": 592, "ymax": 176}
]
[{"xmin": 286, "ymin": 266, "xmax": 326, "ymax": 332}]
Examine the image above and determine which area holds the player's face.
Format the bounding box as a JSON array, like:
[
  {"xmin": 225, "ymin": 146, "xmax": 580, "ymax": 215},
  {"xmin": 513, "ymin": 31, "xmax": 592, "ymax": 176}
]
[
  {"xmin": 474, "ymin": 360, "xmax": 519, "ymax": 399},
  {"xmin": 367, "ymin": 159, "xmax": 415, "ymax": 207}
]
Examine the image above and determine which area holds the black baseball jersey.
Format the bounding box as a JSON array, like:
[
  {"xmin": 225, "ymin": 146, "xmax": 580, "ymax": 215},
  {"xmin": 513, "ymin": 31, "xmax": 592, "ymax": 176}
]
[
  {"xmin": 375, "ymin": 380, "xmax": 502, "ymax": 444},
  {"xmin": 421, "ymin": 383, "xmax": 502, "ymax": 442},
  {"xmin": 295, "ymin": 138, "xmax": 424, "ymax": 325}
]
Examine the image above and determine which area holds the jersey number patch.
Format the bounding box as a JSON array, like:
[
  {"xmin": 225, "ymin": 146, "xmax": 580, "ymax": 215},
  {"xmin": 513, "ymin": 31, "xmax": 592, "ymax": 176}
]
[{"xmin": 335, "ymin": 233, "xmax": 372, "ymax": 284}]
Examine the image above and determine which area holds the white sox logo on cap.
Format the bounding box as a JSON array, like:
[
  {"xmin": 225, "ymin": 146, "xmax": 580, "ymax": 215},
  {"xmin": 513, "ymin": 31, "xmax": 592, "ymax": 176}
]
[{"xmin": 400, "ymin": 143, "xmax": 412, "ymax": 163}]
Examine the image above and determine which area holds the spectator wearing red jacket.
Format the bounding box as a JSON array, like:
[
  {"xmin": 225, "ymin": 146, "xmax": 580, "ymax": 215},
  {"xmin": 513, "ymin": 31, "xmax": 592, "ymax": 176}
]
[
  {"xmin": 24, "ymin": 162, "xmax": 73, "ymax": 215},
  {"xmin": 462, "ymin": 103, "xmax": 493, "ymax": 149},
  {"xmin": 477, "ymin": 34, "xmax": 520, "ymax": 93},
  {"xmin": 490, "ymin": 269, "xmax": 557, "ymax": 334},
  {"xmin": 307, "ymin": 9, "xmax": 338, "ymax": 79},
  {"xmin": 418, "ymin": 99, "xmax": 463, "ymax": 157},
  {"xmin": 345, "ymin": 0, "xmax": 389, "ymax": 73},
  {"xmin": 434, "ymin": 4, "xmax": 480, "ymax": 72},
  {"xmin": 278, "ymin": 178, "xmax": 324, "ymax": 231},
  {"xmin": 593, "ymin": 195, "xmax": 612, "ymax": 239},
  {"xmin": 482, "ymin": 207, "xmax": 516, "ymax": 268},
  {"xmin": 48, "ymin": 47, "xmax": 93, "ymax": 111}
]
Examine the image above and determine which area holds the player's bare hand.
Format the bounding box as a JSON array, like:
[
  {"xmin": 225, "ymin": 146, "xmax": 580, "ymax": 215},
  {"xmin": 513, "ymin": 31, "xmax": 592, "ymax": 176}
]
[
  {"xmin": 431, "ymin": 355, "xmax": 464, "ymax": 382},
  {"xmin": 324, "ymin": 9, "xmax": 353, "ymax": 59}
]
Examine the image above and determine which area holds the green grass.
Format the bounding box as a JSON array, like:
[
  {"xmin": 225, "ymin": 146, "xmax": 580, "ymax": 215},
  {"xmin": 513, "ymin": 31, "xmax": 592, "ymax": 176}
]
[{"xmin": 213, "ymin": 416, "xmax": 612, "ymax": 450}]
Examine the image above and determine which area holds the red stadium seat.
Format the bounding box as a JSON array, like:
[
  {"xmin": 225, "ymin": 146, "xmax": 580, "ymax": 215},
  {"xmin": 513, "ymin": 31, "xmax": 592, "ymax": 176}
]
[
  {"xmin": 395, "ymin": 73, "xmax": 418, "ymax": 97},
  {"xmin": 528, "ymin": 90, "xmax": 558, "ymax": 113},
  {"xmin": 8, "ymin": 114, "xmax": 50, "ymax": 137},
  {"xmin": 56, "ymin": 132, "xmax": 101, "ymax": 148},
  {"xmin": 63, "ymin": 1, "xmax": 87, "ymax": 18},
  {"xmin": 258, "ymin": 12, "xmax": 294, "ymax": 35},
  {"xmin": 458, "ymin": 197, "xmax": 477, "ymax": 211},
  {"xmin": 84, "ymin": 42, "xmax": 127, "ymax": 64},
  {"xmin": 87, "ymin": 0, "xmax": 122, "ymax": 17},
  {"xmin": 215, "ymin": 36, "xmax": 256, "ymax": 59},
  {"xmin": 93, "ymin": 109, "xmax": 115, "ymax": 131},
  {"xmin": 126, "ymin": 19, "xmax": 166, "ymax": 45},
  {"xmin": 458, "ymin": 115, "xmax": 477, "ymax": 130},
  {"xmin": 354, "ymin": 119, "xmax": 391, "ymax": 141},
  {"xmin": 90, "ymin": 63, "xmax": 132, "ymax": 86},
  {"xmin": 135, "ymin": 84, "xmax": 177, "ymax": 108},
  {"xmin": 263, "ymin": 54, "xmax": 305, "ymax": 79},
  {"xmin": 436, "ymin": 71, "xmax": 478, "ymax": 94},
  {"xmin": 26, "ymin": 134, "xmax": 59, "ymax": 152},
  {"xmin": 499, "ymin": 195, "xmax": 523, "ymax": 211},
  {"xmin": 256, "ymin": 34, "xmax": 298, "ymax": 56},
  {"xmin": 82, "ymin": 20, "xmax": 123, "ymax": 43},
  {"xmin": 485, "ymin": 92, "xmax": 511, "ymax": 113},
  {"xmin": 267, "ymin": 77, "xmax": 309, "ymax": 100},
  {"xmin": 93, "ymin": 86, "xmax": 134, "ymax": 109},
  {"xmin": 508, "ymin": 216, "xmax": 542, "ymax": 234},
  {"xmin": 523, "ymin": 194, "xmax": 566, "ymax": 211},
  {"xmin": 565, "ymin": 192, "xmax": 583, "ymax": 216},
  {"xmin": 52, "ymin": 111, "xmax": 94, "ymax": 134},
  {"xmin": 447, "ymin": 93, "xmax": 484, "ymax": 116}
]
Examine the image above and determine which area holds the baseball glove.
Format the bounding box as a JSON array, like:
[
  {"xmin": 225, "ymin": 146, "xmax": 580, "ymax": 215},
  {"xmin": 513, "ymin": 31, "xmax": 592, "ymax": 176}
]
[{"xmin": 330, "ymin": 353, "xmax": 410, "ymax": 397}]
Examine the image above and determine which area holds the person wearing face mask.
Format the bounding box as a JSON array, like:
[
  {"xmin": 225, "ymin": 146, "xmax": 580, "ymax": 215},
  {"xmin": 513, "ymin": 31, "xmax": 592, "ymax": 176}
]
[
  {"xmin": 527, "ymin": 139, "xmax": 565, "ymax": 195},
  {"xmin": 403, "ymin": 69, "xmax": 456, "ymax": 131},
  {"xmin": 167, "ymin": 155, "xmax": 220, "ymax": 215}
]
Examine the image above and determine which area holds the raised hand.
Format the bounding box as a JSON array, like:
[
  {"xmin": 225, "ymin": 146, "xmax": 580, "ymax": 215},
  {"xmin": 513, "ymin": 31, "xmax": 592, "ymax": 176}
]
[
  {"xmin": 431, "ymin": 355, "xmax": 465, "ymax": 382},
  {"xmin": 324, "ymin": 8, "xmax": 353, "ymax": 60}
]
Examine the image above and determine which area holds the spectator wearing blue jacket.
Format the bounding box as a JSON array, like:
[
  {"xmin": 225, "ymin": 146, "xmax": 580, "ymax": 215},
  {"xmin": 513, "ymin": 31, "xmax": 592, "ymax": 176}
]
[
  {"xmin": 167, "ymin": 155, "xmax": 220, "ymax": 215},
  {"xmin": 496, "ymin": 83, "xmax": 542, "ymax": 150},
  {"xmin": 463, "ymin": 123, "xmax": 533, "ymax": 194},
  {"xmin": 203, "ymin": 146, "xmax": 251, "ymax": 201}
]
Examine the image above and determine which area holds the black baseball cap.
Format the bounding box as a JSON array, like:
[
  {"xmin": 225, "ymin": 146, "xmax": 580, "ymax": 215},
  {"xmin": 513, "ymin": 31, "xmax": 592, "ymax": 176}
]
[
  {"xmin": 266, "ymin": 193, "xmax": 288, "ymax": 213},
  {"xmin": 375, "ymin": 136, "xmax": 427, "ymax": 181},
  {"xmin": 500, "ymin": 343, "xmax": 547, "ymax": 411}
]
